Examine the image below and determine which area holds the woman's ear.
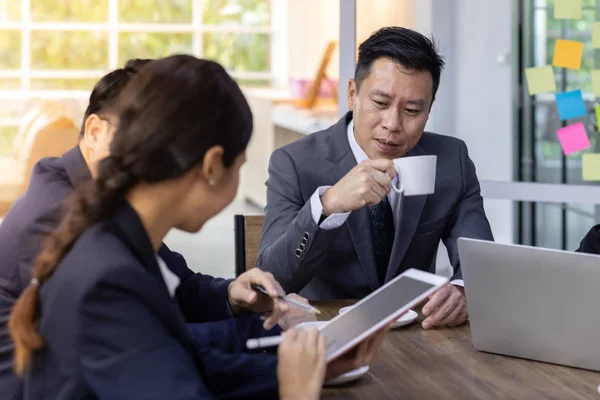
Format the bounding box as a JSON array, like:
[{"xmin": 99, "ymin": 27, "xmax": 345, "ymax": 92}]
[{"xmin": 202, "ymin": 145, "xmax": 226, "ymax": 185}]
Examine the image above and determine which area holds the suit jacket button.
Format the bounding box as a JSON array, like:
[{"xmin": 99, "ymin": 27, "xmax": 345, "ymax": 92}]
[
  {"xmin": 299, "ymin": 243, "xmax": 306, "ymax": 252},
  {"xmin": 301, "ymin": 237, "xmax": 308, "ymax": 246},
  {"xmin": 295, "ymin": 249, "xmax": 302, "ymax": 257},
  {"xmin": 303, "ymin": 232, "xmax": 310, "ymax": 240}
]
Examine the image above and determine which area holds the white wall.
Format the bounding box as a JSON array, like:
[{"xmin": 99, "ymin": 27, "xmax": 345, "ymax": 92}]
[
  {"xmin": 286, "ymin": 0, "xmax": 340, "ymax": 81},
  {"xmin": 286, "ymin": 0, "xmax": 414, "ymax": 82},
  {"xmin": 414, "ymin": 0, "xmax": 515, "ymax": 244},
  {"xmin": 356, "ymin": 0, "xmax": 414, "ymax": 44}
]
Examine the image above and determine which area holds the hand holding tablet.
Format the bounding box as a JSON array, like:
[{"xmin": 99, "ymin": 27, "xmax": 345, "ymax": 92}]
[{"xmin": 247, "ymin": 269, "xmax": 448, "ymax": 362}]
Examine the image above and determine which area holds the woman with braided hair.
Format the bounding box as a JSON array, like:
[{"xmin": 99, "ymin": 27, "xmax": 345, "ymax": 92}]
[{"xmin": 7, "ymin": 55, "xmax": 341, "ymax": 400}]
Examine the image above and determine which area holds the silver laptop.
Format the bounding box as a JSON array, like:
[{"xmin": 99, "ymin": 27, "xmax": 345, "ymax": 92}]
[{"xmin": 457, "ymin": 237, "xmax": 600, "ymax": 372}]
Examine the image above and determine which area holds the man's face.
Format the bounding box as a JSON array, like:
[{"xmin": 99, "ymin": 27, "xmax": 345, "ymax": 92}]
[{"xmin": 348, "ymin": 57, "xmax": 434, "ymax": 160}]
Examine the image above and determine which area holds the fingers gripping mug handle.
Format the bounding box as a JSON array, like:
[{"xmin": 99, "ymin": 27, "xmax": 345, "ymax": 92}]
[{"xmin": 391, "ymin": 180, "xmax": 404, "ymax": 194}]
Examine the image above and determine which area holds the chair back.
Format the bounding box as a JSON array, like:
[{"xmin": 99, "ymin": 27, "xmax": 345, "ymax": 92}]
[
  {"xmin": 234, "ymin": 215, "xmax": 265, "ymax": 276},
  {"xmin": 13, "ymin": 105, "xmax": 78, "ymax": 193},
  {"xmin": 12, "ymin": 100, "xmax": 71, "ymax": 158}
]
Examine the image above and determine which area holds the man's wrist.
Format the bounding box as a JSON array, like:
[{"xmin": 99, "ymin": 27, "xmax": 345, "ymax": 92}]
[{"xmin": 320, "ymin": 190, "xmax": 337, "ymax": 217}]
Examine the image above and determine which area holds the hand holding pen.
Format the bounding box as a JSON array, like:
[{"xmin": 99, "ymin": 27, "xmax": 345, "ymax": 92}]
[
  {"xmin": 227, "ymin": 268, "xmax": 291, "ymax": 330},
  {"xmin": 251, "ymin": 284, "xmax": 321, "ymax": 315}
]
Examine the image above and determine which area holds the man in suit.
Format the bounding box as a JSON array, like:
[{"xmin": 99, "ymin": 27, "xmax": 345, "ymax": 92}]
[
  {"xmin": 257, "ymin": 27, "xmax": 494, "ymax": 330},
  {"xmin": 0, "ymin": 61, "xmax": 306, "ymax": 400}
]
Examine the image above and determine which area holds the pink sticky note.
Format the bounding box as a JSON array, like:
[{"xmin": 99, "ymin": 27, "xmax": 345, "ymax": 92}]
[{"xmin": 556, "ymin": 122, "xmax": 591, "ymax": 155}]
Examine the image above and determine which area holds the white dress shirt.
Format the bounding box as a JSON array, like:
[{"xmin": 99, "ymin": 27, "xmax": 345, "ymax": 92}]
[
  {"xmin": 308, "ymin": 120, "xmax": 463, "ymax": 287},
  {"xmin": 156, "ymin": 254, "xmax": 181, "ymax": 297}
]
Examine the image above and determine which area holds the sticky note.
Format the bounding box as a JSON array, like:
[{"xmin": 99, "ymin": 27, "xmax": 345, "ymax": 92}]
[
  {"xmin": 553, "ymin": 39, "xmax": 584, "ymax": 70},
  {"xmin": 582, "ymin": 154, "xmax": 600, "ymax": 181},
  {"xmin": 555, "ymin": 90, "xmax": 586, "ymax": 120},
  {"xmin": 555, "ymin": 0, "xmax": 581, "ymax": 19},
  {"xmin": 557, "ymin": 122, "xmax": 591, "ymax": 155},
  {"xmin": 594, "ymin": 23, "xmax": 600, "ymax": 48},
  {"xmin": 525, "ymin": 66, "xmax": 556, "ymax": 95},
  {"xmin": 596, "ymin": 105, "xmax": 600, "ymax": 126},
  {"xmin": 592, "ymin": 71, "xmax": 600, "ymax": 96}
]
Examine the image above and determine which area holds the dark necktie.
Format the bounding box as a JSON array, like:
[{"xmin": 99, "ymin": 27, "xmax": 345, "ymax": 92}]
[{"xmin": 368, "ymin": 196, "xmax": 395, "ymax": 285}]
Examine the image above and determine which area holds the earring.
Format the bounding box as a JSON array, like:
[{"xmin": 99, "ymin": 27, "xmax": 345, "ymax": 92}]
[{"xmin": 209, "ymin": 179, "xmax": 216, "ymax": 186}]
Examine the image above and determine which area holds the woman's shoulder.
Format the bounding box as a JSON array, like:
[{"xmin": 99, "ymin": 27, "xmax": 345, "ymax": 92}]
[{"xmin": 47, "ymin": 220, "xmax": 148, "ymax": 294}]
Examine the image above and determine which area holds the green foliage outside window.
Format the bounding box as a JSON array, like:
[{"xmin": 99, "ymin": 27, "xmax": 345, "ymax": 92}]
[{"xmin": 0, "ymin": 0, "xmax": 270, "ymax": 155}]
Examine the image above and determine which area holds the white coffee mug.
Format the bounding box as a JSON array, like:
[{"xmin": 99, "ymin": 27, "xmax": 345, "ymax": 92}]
[{"xmin": 390, "ymin": 155, "xmax": 437, "ymax": 196}]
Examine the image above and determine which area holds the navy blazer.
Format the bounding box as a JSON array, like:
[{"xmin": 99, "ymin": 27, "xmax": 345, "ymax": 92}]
[
  {"xmin": 27, "ymin": 203, "xmax": 214, "ymax": 399},
  {"xmin": 28, "ymin": 203, "xmax": 280, "ymax": 399},
  {"xmin": 1, "ymin": 147, "xmax": 280, "ymax": 399}
]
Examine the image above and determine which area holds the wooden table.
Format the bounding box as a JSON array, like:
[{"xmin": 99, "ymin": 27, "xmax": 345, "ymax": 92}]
[{"xmin": 313, "ymin": 300, "xmax": 600, "ymax": 399}]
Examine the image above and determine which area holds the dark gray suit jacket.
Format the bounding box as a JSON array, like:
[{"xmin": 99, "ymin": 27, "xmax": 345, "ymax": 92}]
[{"xmin": 257, "ymin": 112, "xmax": 494, "ymax": 300}]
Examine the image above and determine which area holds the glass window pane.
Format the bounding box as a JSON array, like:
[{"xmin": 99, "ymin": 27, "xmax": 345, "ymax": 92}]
[
  {"xmin": 202, "ymin": 0, "xmax": 269, "ymax": 26},
  {"xmin": 537, "ymin": 0, "xmax": 597, "ymax": 9},
  {"xmin": 31, "ymin": 79, "xmax": 99, "ymax": 91},
  {"xmin": 203, "ymin": 33, "xmax": 269, "ymax": 72},
  {"xmin": 0, "ymin": 79, "xmax": 21, "ymax": 89},
  {"xmin": 0, "ymin": 126, "xmax": 18, "ymax": 157},
  {"xmin": 0, "ymin": 30, "xmax": 21, "ymax": 69},
  {"xmin": 31, "ymin": 0, "xmax": 108, "ymax": 22},
  {"xmin": 119, "ymin": 0, "xmax": 192, "ymax": 23},
  {"xmin": 0, "ymin": 0, "xmax": 21, "ymax": 21},
  {"xmin": 533, "ymin": 98, "xmax": 562, "ymax": 185},
  {"xmin": 535, "ymin": 203, "xmax": 562, "ymax": 249},
  {"xmin": 31, "ymin": 31, "xmax": 108, "ymax": 69},
  {"xmin": 118, "ymin": 33, "xmax": 192, "ymax": 65}
]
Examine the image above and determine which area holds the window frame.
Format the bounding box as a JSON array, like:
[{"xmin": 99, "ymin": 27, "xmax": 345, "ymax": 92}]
[{"xmin": 0, "ymin": 0, "xmax": 277, "ymax": 95}]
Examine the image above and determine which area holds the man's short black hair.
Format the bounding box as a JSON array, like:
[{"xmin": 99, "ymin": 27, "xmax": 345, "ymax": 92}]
[{"xmin": 354, "ymin": 27, "xmax": 445, "ymax": 100}]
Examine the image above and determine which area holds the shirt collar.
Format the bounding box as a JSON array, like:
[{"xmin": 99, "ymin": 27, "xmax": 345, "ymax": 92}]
[{"xmin": 346, "ymin": 120, "xmax": 370, "ymax": 164}]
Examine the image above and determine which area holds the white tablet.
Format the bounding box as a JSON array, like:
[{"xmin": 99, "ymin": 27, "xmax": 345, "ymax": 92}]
[{"xmin": 318, "ymin": 268, "xmax": 448, "ymax": 362}]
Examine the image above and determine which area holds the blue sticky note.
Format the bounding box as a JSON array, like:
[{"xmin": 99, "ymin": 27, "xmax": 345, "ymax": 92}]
[{"xmin": 555, "ymin": 90, "xmax": 587, "ymax": 120}]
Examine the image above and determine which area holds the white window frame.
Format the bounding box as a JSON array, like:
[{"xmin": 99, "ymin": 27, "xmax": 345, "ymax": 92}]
[
  {"xmin": 0, "ymin": 0, "xmax": 288, "ymax": 134},
  {"xmin": 0, "ymin": 0, "xmax": 283, "ymax": 101}
]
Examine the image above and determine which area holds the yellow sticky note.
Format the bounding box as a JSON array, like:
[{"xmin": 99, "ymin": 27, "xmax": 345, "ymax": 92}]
[
  {"xmin": 592, "ymin": 71, "xmax": 600, "ymax": 96},
  {"xmin": 555, "ymin": 0, "xmax": 582, "ymax": 19},
  {"xmin": 596, "ymin": 105, "xmax": 600, "ymax": 128},
  {"xmin": 582, "ymin": 154, "xmax": 600, "ymax": 181},
  {"xmin": 553, "ymin": 39, "xmax": 584, "ymax": 70},
  {"xmin": 594, "ymin": 23, "xmax": 600, "ymax": 48},
  {"xmin": 525, "ymin": 66, "xmax": 556, "ymax": 95}
]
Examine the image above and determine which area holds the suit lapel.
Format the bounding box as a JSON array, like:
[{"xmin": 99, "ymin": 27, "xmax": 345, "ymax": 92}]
[
  {"xmin": 111, "ymin": 204, "xmax": 204, "ymax": 370},
  {"xmin": 325, "ymin": 113, "xmax": 379, "ymax": 291},
  {"xmin": 386, "ymin": 144, "xmax": 428, "ymax": 281}
]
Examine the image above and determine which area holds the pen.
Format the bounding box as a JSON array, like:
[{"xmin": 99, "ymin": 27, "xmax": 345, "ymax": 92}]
[
  {"xmin": 246, "ymin": 335, "xmax": 283, "ymax": 349},
  {"xmin": 251, "ymin": 284, "xmax": 322, "ymax": 315}
]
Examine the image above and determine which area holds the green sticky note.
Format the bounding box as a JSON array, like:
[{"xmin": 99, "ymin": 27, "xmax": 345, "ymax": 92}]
[
  {"xmin": 555, "ymin": 0, "xmax": 581, "ymax": 19},
  {"xmin": 582, "ymin": 153, "xmax": 600, "ymax": 181},
  {"xmin": 593, "ymin": 71, "xmax": 600, "ymax": 96},
  {"xmin": 594, "ymin": 23, "xmax": 600, "ymax": 48},
  {"xmin": 525, "ymin": 66, "xmax": 556, "ymax": 95},
  {"xmin": 596, "ymin": 105, "xmax": 600, "ymax": 127}
]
